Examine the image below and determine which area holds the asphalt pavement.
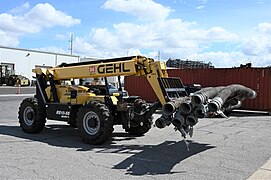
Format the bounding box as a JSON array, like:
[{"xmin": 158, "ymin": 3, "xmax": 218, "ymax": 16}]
[
  {"xmin": 0, "ymin": 94, "xmax": 271, "ymax": 179},
  {"xmin": 0, "ymin": 86, "xmax": 35, "ymax": 94}
]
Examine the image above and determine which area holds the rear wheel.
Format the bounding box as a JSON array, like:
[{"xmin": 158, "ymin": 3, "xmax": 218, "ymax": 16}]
[
  {"xmin": 0, "ymin": 77, "xmax": 5, "ymax": 85},
  {"xmin": 7, "ymin": 78, "xmax": 15, "ymax": 86},
  {"xmin": 18, "ymin": 97, "xmax": 46, "ymax": 133},
  {"xmin": 125, "ymin": 99, "xmax": 153, "ymax": 136},
  {"xmin": 77, "ymin": 101, "xmax": 113, "ymax": 145}
]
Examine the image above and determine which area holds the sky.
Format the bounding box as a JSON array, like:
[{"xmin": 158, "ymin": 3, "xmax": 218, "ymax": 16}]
[{"xmin": 0, "ymin": 0, "xmax": 270, "ymax": 67}]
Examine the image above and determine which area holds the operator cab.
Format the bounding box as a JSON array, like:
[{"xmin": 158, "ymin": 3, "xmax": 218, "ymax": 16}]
[{"xmin": 82, "ymin": 77, "xmax": 129, "ymax": 98}]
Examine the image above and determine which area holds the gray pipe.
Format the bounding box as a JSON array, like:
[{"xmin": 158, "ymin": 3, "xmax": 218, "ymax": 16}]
[
  {"xmin": 224, "ymin": 100, "xmax": 242, "ymax": 112},
  {"xmin": 155, "ymin": 114, "xmax": 172, "ymax": 129},
  {"xmin": 191, "ymin": 86, "xmax": 225, "ymax": 106},
  {"xmin": 179, "ymin": 99, "xmax": 193, "ymax": 114},
  {"xmin": 172, "ymin": 110, "xmax": 185, "ymax": 128},
  {"xmin": 162, "ymin": 97, "xmax": 190, "ymax": 115},
  {"xmin": 186, "ymin": 114, "xmax": 198, "ymax": 126},
  {"xmin": 193, "ymin": 105, "xmax": 208, "ymax": 118},
  {"xmin": 208, "ymin": 84, "xmax": 257, "ymax": 112},
  {"xmin": 224, "ymin": 98, "xmax": 239, "ymax": 107},
  {"xmin": 162, "ymin": 99, "xmax": 182, "ymax": 115}
]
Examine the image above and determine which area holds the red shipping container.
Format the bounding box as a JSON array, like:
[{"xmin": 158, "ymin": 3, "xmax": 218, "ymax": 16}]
[{"xmin": 124, "ymin": 67, "xmax": 271, "ymax": 112}]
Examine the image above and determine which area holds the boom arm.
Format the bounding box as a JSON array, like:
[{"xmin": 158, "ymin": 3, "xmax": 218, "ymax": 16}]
[{"xmin": 33, "ymin": 56, "xmax": 174, "ymax": 105}]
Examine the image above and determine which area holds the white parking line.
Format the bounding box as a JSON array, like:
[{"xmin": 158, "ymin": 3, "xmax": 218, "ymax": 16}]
[
  {"xmin": 0, "ymin": 94, "xmax": 34, "ymax": 97},
  {"xmin": 248, "ymin": 158, "xmax": 271, "ymax": 179}
]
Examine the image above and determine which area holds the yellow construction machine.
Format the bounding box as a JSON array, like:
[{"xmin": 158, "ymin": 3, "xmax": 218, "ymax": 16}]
[
  {"xmin": 18, "ymin": 56, "xmax": 256, "ymax": 144},
  {"xmin": 0, "ymin": 64, "xmax": 30, "ymax": 86}
]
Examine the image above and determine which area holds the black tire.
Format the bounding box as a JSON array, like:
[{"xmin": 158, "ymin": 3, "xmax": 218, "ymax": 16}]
[
  {"xmin": 0, "ymin": 77, "xmax": 5, "ymax": 85},
  {"xmin": 68, "ymin": 120, "xmax": 77, "ymax": 127},
  {"xmin": 77, "ymin": 101, "xmax": 113, "ymax": 145},
  {"xmin": 125, "ymin": 99, "xmax": 153, "ymax": 136},
  {"xmin": 18, "ymin": 97, "xmax": 46, "ymax": 133},
  {"xmin": 7, "ymin": 78, "xmax": 15, "ymax": 86}
]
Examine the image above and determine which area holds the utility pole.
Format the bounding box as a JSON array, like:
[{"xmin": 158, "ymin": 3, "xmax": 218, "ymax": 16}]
[
  {"xmin": 69, "ymin": 33, "xmax": 74, "ymax": 55},
  {"xmin": 157, "ymin": 51, "xmax": 161, "ymax": 60}
]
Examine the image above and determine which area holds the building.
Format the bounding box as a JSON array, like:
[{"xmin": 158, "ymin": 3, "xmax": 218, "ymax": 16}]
[
  {"xmin": 0, "ymin": 46, "xmax": 80, "ymax": 80},
  {"xmin": 166, "ymin": 58, "xmax": 214, "ymax": 69}
]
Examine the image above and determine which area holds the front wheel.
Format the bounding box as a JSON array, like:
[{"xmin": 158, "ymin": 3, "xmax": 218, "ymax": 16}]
[
  {"xmin": 18, "ymin": 97, "xmax": 46, "ymax": 133},
  {"xmin": 77, "ymin": 101, "xmax": 113, "ymax": 145}
]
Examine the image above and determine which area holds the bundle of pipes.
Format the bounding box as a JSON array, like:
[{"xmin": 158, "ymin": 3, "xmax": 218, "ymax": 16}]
[{"xmin": 155, "ymin": 84, "xmax": 257, "ymax": 138}]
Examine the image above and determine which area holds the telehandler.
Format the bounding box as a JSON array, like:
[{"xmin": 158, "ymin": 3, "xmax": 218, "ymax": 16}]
[
  {"xmin": 0, "ymin": 64, "xmax": 30, "ymax": 86},
  {"xmin": 18, "ymin": 56, "xmax": 256, "ymax": 144}
]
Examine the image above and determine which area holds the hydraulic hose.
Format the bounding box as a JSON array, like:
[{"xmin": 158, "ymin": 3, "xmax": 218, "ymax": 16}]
[
  {"xmin": 224, "ymin": 100, "xmax": 242, "ymax": 112},
  {"xmin": 208, "ymin": 84, "xmax": 256, "ymax": 112},
  {"xmin": 191, "ymin": 86, "xmax": 224, "ymax": 106}
]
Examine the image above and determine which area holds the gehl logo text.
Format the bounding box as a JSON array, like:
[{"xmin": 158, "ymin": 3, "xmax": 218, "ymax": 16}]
[{"xmin": 98, "ymin": 63, "xmax": 130, "ymax": 74}]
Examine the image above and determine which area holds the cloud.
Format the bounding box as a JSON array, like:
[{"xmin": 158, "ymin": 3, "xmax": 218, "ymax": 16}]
[
  {"xmin": 196, "ymin": 5, "xmax": 205, "ymax": 10},
  {"xmin": 183, "ymin": 23, "xmax": 271, "ymax": 67},
  {"xmin": 34, "ymin": 46, "xmax": 68, "ymax": 54},
  {"xmin": 188, "ymin": 51, "xmax": 270, "ymax": 67},
  {"xmin": 55, "ymin": 33, "xmax": 68, "ymax": 40},
  {"xmin": 0, "ymin": 3, "xmax": 80, "ymax": 46},
  {"xmin": 242, "ymin": 22, "xmax": 271, "ymax": 56},
  {"xmin": 196, "ymin": 0, "xmax": 208, "ymax": 10},
  {"xmin": 102, "ymin": 0, "xmax": 172, "ymax": 21},
  {"xmin": 3, "ymin": 1, "xmax": 269, "ymax": 68},
  {"xmin": 73, "ymin": 18, "xmax": 238, "ymax": 60},
  {"xmin": 25, "ymin": 3, "xmax": 81, "ymax": 28},
  {"xmin": 187, "ymin": 22, "xmax": 271, "ymax": 67},
  {"xmin": 74, "ymin": 0, "xmax": 271, "ymax": 68},
  {"xmin": 257, "ymin": 0, "xmax": 264, "ymax": 4},
  {"xmin": 0, "ymin": 30, "xmax": 20, "ymax": 46},
  {"xmin": 9, "ymin": 2, "xmax": 30, "ymax": 14},
  {"xmin": 205, "ymin": 27, "xmax": 238, "ymax": 41},
  {"xmin": 258, "ymin": 22, "xmax": 271, "ymax": 34}
]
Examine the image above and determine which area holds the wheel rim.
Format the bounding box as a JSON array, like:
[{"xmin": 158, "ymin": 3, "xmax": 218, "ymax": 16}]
[
  {"xmin": 83, "ymin": 111, "xmax": 100, "ymax": 135},
  {"xmin": 23, "ymin": 106, "xmax": 34, "ymax": 126}
]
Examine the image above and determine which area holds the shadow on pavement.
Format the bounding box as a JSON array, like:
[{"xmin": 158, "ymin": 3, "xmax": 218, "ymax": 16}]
[
  {"xmin": 0, "ymin": 124, "xmax": 216, "ymax": 175},
  {"xmin": 100, "ymin": 140, "xmax": 215, "ymax": 175},
  {"xmin": 0, "ymin": 124, "xmax": 136, "ymax": 149}
]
